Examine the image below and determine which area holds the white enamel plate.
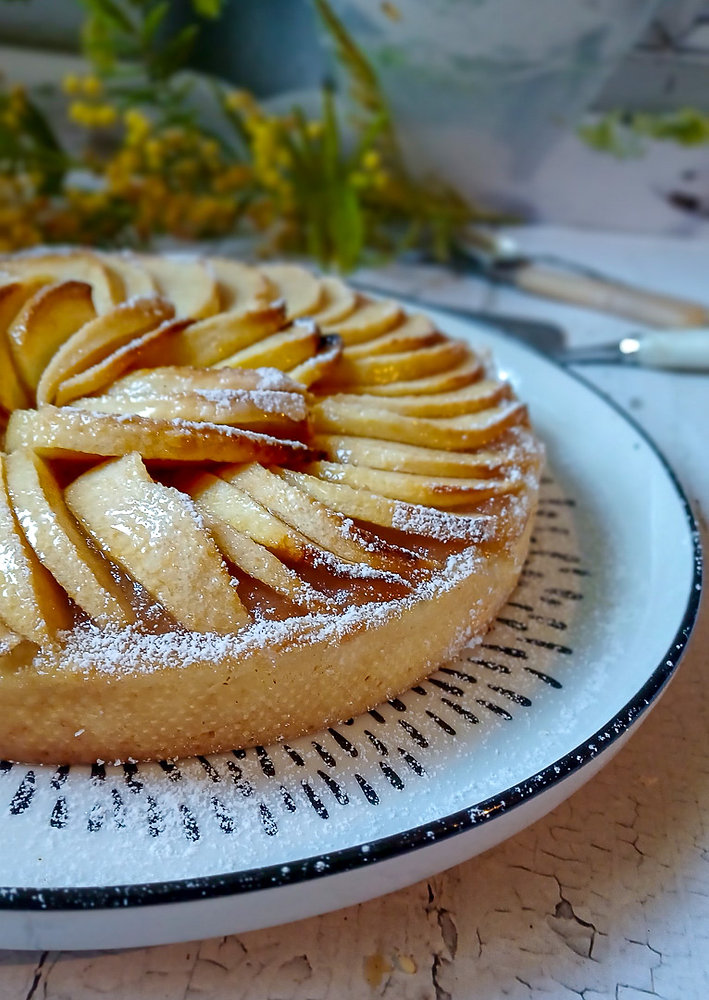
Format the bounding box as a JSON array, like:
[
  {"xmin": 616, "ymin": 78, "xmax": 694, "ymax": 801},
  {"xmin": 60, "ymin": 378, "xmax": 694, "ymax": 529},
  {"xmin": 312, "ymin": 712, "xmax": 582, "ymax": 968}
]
[{"xmin": 0, "ymin": 310, "xmax": 701, "ymax": 951}]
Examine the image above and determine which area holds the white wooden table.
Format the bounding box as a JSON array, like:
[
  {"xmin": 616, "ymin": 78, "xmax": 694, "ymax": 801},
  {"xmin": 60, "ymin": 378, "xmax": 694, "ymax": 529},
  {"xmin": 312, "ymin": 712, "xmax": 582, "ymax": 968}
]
[{"xmin": 1, "ymin": 227, "xmax": 707, "ymax": 1000}]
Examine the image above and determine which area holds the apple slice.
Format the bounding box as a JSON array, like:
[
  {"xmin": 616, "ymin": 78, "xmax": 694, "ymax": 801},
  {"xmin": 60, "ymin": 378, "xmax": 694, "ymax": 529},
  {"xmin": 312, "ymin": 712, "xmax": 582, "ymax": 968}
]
[
  {"xmin": 309, "ymin": 276, "xmax": 357, "ymax": 325},
  {"xmin": 260, "ymin": 263, "xmax": 323, "ymax": 318},
  {"xmin": 342, "ymin": 313, "xmax": 439, "ymax": 358},
  {"xmin": 216, "ymin": 320, "xmax": 319, "ymax": 371},
  {"xmin": 0, "ymin": 249, "xmax": 124, "ymax": 313},
  {"xmin": 66, "ymin": 453, "xmax": 250, "ymax": 634},
  {"xmin": 287, "ymin": 333, "xmax": 342, "ymax": 388},
  {"xmin": 219, "ymin": 462, "xmax": 422, "ymax": 575},
  {"xmin": 137, "ymin": 253, "xmax": 221, "ymax": 319},
  {"xmin": 199, "ymin": 510, "xmax": 336, "ymax": 613},
  {"xmin": 328, "ymin": 339, "xmax": 469, "ymax": 387},
  {"xmin": 5, "ymin": 449, "xmax": 135, "ymax": 627},
  {"xmin": 69, "ymin": 386, "xmax": 308, "ymax": 434},
  {"xmin": 345, "ymin": 358, "xmax": 484, "ymax": 397},
  {"xmin": 312, "ymin": 397, "xmax": 527, "ymax": 450},
  {"xmin": 36, "ymin": 296, "xmax": 175, "ymax": 405},
  {"xmin": 97, "ymin": 251, "xmax": 158, "ymax": 298},
  {"xmin": 305, "ymin": 460, "xmax": 521, "ymax": 508},
  {"xmin": 140, "ymin": 302, "xmax": 287, "ymax": 368},
  {"xmin": 0, "ymin": 452, "xmax": 74, "ymax": 642},
  {"xmin": 312, "ymin": 433, "xmax": 516, "ymax": 477},
  {"xmin": 104, "ymin": 365, "xmax": 306, "ymax": 399},
  {"xmin": 210, "ymin": 257, "xmax": 274, "ymax": 310},
  {"xmin": 8, "ymin": 281, "xmax": 97, "ymax": 392},
  {"xmin": 324, "ymin": 297, "xmax": 403, "ymax": 345},
  {"xmin": 6, "ymin": 406, "xmax": 310, "ymax": 465},
  {"xmin": 282, "ymin": 468, "xmax": 493, "ymax": 543},
  {"xmin": 52, "ymin": 317, "xmax": 191, "ymax": 406},
  {"xmin": 331, "ymin": 379, "xmax": 512, "ymax": 418},
  {"xmin": 0, "ymin": 278, "xmax": 47, "ymax": 411}
]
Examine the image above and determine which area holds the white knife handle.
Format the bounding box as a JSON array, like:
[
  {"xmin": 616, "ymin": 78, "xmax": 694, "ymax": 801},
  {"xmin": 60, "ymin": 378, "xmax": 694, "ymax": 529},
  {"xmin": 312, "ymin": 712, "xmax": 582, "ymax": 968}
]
[
  {"xmin": 636, "ymin": 330, "xmax": 709, "ymax": 371},
  {"xmin": 515, "ymin": 264, "xmax": 709, "ymax": 328}
]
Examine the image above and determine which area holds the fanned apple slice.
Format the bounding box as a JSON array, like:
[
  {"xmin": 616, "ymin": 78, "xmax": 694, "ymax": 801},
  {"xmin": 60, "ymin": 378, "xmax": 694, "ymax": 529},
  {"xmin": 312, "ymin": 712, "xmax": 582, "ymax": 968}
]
[
  {"xmin": 105, "ymin": 365, "xmax": 306, "ymax": 399},
  {"xmin": 69, "ymin": 387, "xmax": 308, "ymax": 434},
  {"xmin": 216, "ymin": 320, "xmax": 319, "ymax": 371},
  {"xmin": 0, "ymin": 278, "xmax": 47, "ymax": 411},
  {"xmin": 0, "ymin": 249, "xmax": 124, "ymax": 313},
  {"xmin": 0, "ymin": 452, "xmax": 74, "ymax": 642},
  {"xmin": 342, "ymin": 313, "xmax": 439, "ymax": 358},
  {"xmin": 7, "ymin": 406, "xmax": 310, "ymax": 464},
  {"xmin": 313, "ymin": 397, "xmax": 527, "ymax": 450},
  {"xmin": 97, "ymin": 251, "xmax": 158, "ymax": 298},
  {"xmin": 199, "ymin": 510, "xmax": 336, "ymax": 613},
  {"xmin": 220, "ymin": 462, "xmax": 423, "ymax": 575},
  {"xmin": 346, "ymin": 358, "xmax": 484, "ymax": 396},
  {"xmin": 188, "ymin": 472, "xmax": 411, "ymax": 583},
  {"xmin": 5, "ymin": 449, "xmax": 135, "ymax": 627},
  {"xmin": 282, "ymin": 468, "xmax": 493, "ymax": 543},
  {"xmin": 53, "ymin": 318, "xmax": 190, "ymax": 406},
  {"xmin": 66, "ymin": 453, "xmax": 250, "ymax": 634},
  {"xmin": 36, "ymin": 296, "xmax": 175, "ymax": 405},
  {"xmin": 139, "ymin": 302, "xmax": 286, "ymax": 368},
  {"xmin": 324, "ymin": 298, "xmax": 403, "ymax": 345},
  {"xmin": 260, "ymin": 263, "xmax": 323, "ymax": 318},
  {"xmin": 331, "ymin": 379, "xmax": 512, "ymax": 418},
  {"xmin": 210, "ymin": 257, "xmax": 274, "ymax": 310},
  {"xmin": 312, "ymin": 433, "xmax": 518, "ymax": 477},
  {"xmin": 287, "ymin": 333, "xmax": 342, "ymax": 388},
  {"xmin": 329, "ymin": 339, "xmax": 469, "ymax": 387},
  {"xmin": 8, "ymin": 281, "xmax": 97, "ymax": 392},
  {"xmin": 137, "ymin": 253, "xmax": 221, "ymax": 319},
  {"xmin": 309, "ymin": 276, "xmax": 357, "ymax": 325},
  {"xmin": 306, "ymin": 460, "xmax": 521, "ymax": 508}
]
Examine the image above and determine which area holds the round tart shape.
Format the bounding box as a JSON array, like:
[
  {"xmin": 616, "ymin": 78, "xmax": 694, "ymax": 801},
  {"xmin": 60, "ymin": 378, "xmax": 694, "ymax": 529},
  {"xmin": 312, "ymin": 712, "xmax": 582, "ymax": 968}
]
[{"xmin": 0, "ymin": 249, "xmax": 542, "ymax": 764}]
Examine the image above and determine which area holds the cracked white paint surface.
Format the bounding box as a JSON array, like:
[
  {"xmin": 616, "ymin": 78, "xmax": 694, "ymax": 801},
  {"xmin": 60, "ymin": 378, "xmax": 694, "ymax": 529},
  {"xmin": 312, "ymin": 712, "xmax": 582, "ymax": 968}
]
[{"xmin": 0, "ymin": 228, "xmax": 707, "ymax": 999}]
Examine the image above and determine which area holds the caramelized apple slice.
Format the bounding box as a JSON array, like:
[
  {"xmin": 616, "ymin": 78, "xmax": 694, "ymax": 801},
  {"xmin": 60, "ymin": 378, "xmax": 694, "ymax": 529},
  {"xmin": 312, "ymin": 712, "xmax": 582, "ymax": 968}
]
[
  {"xmin": 0, "ymin": 453, "xmax": 73, "ymax": 642},
  {"xmin": 287, "ymin": 333, "xmax": 342, "ymax": 388},
  {"xmin": 0, "ymin": 249, "xmax": 124, "ymax": 313},
  {"xmin": 7, "ymin": 406, "xmax": 310, "ymax": 464},
  {"xmin": 329, "ymin": 339, "xmax": 469, "ymax": 387},
  {"xmin": 200, "ymin": 511, "xmax": 336, "ymax": 613},
  {"xmin": 313, "ymin": 397, "xmax": 527, "ymax": 451},
  {"xmin": 140, "ymin": 302, "xmax": 286, "ymax": 368},
  {"xmin": 105, "ymin": 365, "xmax": 306, "ymax": 399},
  {"xmin": 97, "ymin": 251, "xmax": 158, "ymax": 298},
  {"xmin": 309, "ymin": 276, "xmax": 357, "ymax": 325},
  {"xmin": 0, "ymin": 278, "xmax": 47, "ymax": 411},
  {"xmin": 346, "ymin": 358, "xmax": 484, "ymax": 396},
  {"xmin": 210, "ymin": 257, "xmax": 274, "ymax": 310},
  {"xmin": 36, "ymin": 296, "xmax": 175, "ymax": 405},
  {"xmin": 216, "ymin": 320, "xmax": 319, "ymax": 371},
  {"xmin": 323, "ymin": 298, "xmax": 403, "ymax": 346},
  {"xmin": 66, "ymin": 453, "xmax": 250, "ymax": 633},
  {"xmin": 69, "ymin": 386, "xmax": 307, "ymax": 434},
  {"xmin": 52, "ymin": 317, "xmax": 190, "ymax": 406},
  {"xmin": 220, "ymin": 462, "xmax": 422, "ymax": 575},
  {"xmin": 282, "ymin": 468, "xmax": 492, "ymax": 543},
  {"xmin": 5, "ymin": 449, "xmax": 135, "ymax": 627},
  {"xmin": 331, "ymin": 379, "xmax": 512, "ymax": 418},
  {"xmin": 260, "ymin": 263, "xmax": 323, "ymax": 318},
  {"xmin": 313, "ymin": 433, "xmax": 516, "ymax": 477},
  {"xmin": 306, "ymin": 460, "xmax": 521, "ymax": 507},
  {"xmin": 342, "ymin": 313, "xmax": 439, "ymax": 358},
  {"xmin": 8, "ymin": 281, "xmax": 97, "ymax": 392},
  {"xmin": 137, "ymin": 253, "xmax": 221, "ymax": 319}
]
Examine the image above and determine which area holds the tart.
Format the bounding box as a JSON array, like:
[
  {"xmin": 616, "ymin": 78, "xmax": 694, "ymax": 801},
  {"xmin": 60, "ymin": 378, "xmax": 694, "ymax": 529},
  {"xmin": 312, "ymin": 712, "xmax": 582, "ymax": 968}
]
[{"xmin": 0, "ymin": 249, "xmax": 543, "ymax": 764}]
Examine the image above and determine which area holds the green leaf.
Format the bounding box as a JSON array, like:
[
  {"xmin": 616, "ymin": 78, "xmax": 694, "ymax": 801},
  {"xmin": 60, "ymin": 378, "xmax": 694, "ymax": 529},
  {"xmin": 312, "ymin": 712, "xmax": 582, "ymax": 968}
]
[
  {"xmin": 149, "ymin": 23, "xmax": 198, "ymax": 79},
  {"xmin": 79, "ymin": 0, "xmax": 136, "ymax": 35},
  {"xmin": 141, "ymin": 1, "xmax": 169, "ymax": 43},
  {"xmin": 191, "ymin": 0, "xmax": 226, "ymax": 18},
  {"xmin": 329, "ymin": 181, "xmax": 364, "ymax": 271}
]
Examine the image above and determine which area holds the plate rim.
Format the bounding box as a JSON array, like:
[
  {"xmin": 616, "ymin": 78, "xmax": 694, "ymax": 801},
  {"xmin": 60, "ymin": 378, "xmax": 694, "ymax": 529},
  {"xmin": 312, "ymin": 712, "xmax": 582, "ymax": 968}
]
[{"xmin": 0, "ymin": 330, "xmax": 702, "ymax": 912}]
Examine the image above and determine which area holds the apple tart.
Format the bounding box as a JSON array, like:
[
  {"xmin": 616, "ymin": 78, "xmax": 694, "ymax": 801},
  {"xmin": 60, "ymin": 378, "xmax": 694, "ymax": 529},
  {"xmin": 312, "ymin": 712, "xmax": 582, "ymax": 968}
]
[{"xmin": 0, "ymin": 248, "xmax": 543, "ymax": 764}]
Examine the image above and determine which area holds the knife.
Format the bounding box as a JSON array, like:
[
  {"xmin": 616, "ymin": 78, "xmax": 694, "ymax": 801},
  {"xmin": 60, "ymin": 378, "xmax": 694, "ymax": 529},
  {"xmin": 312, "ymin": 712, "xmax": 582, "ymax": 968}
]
[{"xmin": 448, "ymin": 230, "xmax": 709, "ymax": 329}]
